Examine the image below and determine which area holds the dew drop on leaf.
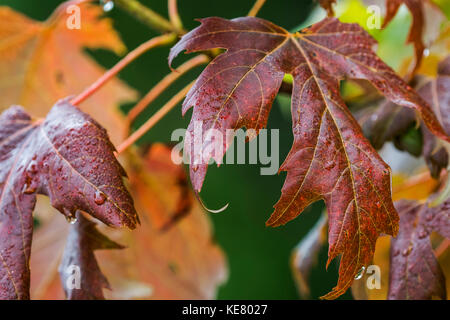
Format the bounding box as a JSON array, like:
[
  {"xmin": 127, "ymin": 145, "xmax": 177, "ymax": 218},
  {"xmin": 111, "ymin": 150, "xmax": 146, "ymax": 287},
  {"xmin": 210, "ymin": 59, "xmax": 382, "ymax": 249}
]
[
  {"xmin": 22, "ymin": 184, "xmax": 36, "ymax": 194},
  {"xmin": 354, "ymin": 266, "xmax": 365, "ymax": 280},
  {"xmin": 66, "ymin": 214, "xmax": 78, "ymax": 225},
  {"xmin": 94, "ymin": 190, "xmax": 107, "ymax": 205},
  {"xmin": 27, "ymin": 160, "xmax": 38, "ymax": 174},
  {"xmin": 101, "ymin": 0, "xmax": 114, "ymax": 12}
]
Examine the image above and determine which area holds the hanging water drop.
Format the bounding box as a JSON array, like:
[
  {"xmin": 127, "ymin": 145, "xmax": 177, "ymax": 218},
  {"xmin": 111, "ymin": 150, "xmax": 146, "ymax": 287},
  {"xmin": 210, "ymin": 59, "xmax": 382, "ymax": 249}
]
[
  {"xmin": 101, "ymin": 0, "xmax": 114, "ymax": 12},
  {"xmin": 22, "ymin": 184, "xmax": 36, "ymax": 194},
  {"xmin": 94, "ymin": 190, "xmax": 107, "ymax": 205},
  {"xmin": 27, "ymin": 159, "xmax": 38, "ymax": 174},
  {"xmin": 66, "ymin": 214, "xmax": 77, "ymax": 224},
  {"xmin": 354, "ymin": 266, "xmax": 365, "ymax": 280}
]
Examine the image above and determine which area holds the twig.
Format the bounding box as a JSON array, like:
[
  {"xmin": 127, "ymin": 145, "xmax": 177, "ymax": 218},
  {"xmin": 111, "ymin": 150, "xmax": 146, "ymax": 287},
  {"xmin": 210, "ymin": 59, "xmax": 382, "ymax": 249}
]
[
  {"xmin": 114, "ymin": 0, "xmax": 183, "ymax": 34},
  {"xmin": 435, "ymin": 239, "xmax": 449, "ymax": 257},
  {"xmin": 71, "ymin": 33, "xmax": 177, "ymax": 106},
  {"xmin": 248, "ymin": 0, "xmax": 266, "ymax": 17},
  {"xmin": 117, "ymin": 81, "xmax": 195, "ymax": 154},
  {"xmin": 46, "ymin": 0, "xmax": 90, "ymax": 25},
  {"xmin": 127, "ymin": 54, "xmax": 209, "ymax": 123},
  {"xmin": 168, "ymin": 0, "xmax": 184, "ymax": 32}
]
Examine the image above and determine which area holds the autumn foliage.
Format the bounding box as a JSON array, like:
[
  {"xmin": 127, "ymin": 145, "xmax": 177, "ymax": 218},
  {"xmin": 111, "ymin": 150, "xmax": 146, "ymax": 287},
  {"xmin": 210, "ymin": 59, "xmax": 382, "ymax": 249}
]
[{"xmin": 0, "ymin": 0, "xmax": 448, "ymax": 300}]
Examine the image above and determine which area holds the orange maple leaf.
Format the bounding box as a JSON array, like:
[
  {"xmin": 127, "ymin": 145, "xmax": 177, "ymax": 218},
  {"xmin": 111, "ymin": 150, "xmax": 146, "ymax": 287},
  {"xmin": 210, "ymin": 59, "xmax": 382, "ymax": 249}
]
[{"xmin": 0, "ymin": 0, "xmax": 137, "ymax": 144}]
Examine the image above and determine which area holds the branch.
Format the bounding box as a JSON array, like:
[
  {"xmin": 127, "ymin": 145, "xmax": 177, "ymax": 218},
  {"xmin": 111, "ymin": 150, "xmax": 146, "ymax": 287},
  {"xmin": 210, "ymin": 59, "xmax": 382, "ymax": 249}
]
[
  {"xmin": 117, "ymin": 81, "xmax": 195, "ymax": 154},
  {"xmin": 71, "ymin": 33, "xmax": 177, "ymax": 106},
  {"xmin": 127, "ymin": 54, "xmax": 209, "ymax": 124},
  {"xmin": 168, "ymin": 0, "xmax": 184, "ymax": 32},
  {"xmin": 435, "ymin": 239, "xmax": 449, "ymax": 257},
  {"xmin": 248, "ymin": 0, "xmax": 266, "ymax": 17},
  {"xmin": 115, "ymin": 0, "xmax": 184, "ymax": 34}
]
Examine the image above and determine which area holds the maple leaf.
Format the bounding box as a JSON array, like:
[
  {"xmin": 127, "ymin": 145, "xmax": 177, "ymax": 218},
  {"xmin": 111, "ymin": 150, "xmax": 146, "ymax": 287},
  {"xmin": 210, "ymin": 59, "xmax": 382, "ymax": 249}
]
[
  {"xmin": 364, "ymin": 0, "xmax": 446, "ymax": 75},
  {"xmin": 0, "ymin": 1, "xmax": 137, "ymax": 144},
  {"xmin": 29, "ymin": 144, "xmax": 226, "ymax": 300},
  {"xmin": 381, "ymin": 0, "xmax": 425, "ymax": 73},
  {"xmin": 382, "ymin": 0, "xmax": 425, "ymax": 72},
  {"xmin": 351, "ymin": 172, "xmax": 440, "ymax": 300},
  {"xmin": 360, "ymin": 101, "xmax": 448, "ymax": 178},
  {"xmin": 383, "ymin": 1, "xmax": 424, "ymax": 49},
  {"xmin": 389, "ymin": 200, "xmax": 450, "ymax": 299},
  {"xmin": 59, "ymin": 211, "xmax": 124, "ymax": 300},
  {"xmin": 169, "ymin": 16, "xmax": 450, "ymax": 298},
  {"xmin": 361, "ymin": 55, "xmax": 450, "ymax": 178},
  {"xmin": 418, "ymin": 55, "xmax": 450, "ymax": 133},
  {"xmin": 318, "ymin": 0, "xmax": 337, "ymax": 17},
  {"xmin": 0, "ymin": 99, "xmax": 138, "ymax": 300}
]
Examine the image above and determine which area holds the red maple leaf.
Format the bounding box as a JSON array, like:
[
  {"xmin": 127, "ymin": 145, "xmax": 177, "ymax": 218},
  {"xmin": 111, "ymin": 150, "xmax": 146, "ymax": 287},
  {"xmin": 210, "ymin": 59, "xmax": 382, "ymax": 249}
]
[
  {"xmin": 169, "ymin": 16, "xmax": 450, "ymax": 298},
  {"xmin": 0, "ymin": 99, "xmax": 138, "ymax": 299}
]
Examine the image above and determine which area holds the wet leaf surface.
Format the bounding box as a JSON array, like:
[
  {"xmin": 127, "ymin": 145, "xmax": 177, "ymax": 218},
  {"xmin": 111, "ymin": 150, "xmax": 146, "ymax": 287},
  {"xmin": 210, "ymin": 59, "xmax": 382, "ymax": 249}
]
[
  {"xmin": 389, "ymin": 199, "xmax": 449, "ymax": 299},
  {"xmin": 0, "ymin": 99, "xmax": 137, "ymax": 299},
  {"xmin": 169, "ymin": 16, "xmax": 450, "ymax": 298}
]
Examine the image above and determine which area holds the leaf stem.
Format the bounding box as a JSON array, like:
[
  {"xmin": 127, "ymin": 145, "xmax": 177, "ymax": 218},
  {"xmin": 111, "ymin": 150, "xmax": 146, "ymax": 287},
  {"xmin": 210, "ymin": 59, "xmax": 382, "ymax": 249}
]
[
  {"xmin": 117, "ymin": 81, "xmax": 194, "ymax": 154},
  {"xmin": 126, "ymin": 54, "xmax": 209, "ymax": 124},
  {"xmin": 114, "ymin": 0, "xmax": 183, "ymax": 34},
  {"xmin": 435, "ymin": 239, "xmax": 449, "ymax": 257},
  {"xmin": 71, "ymin": 33, "xmax": 177, "ymax": 106},
  {"xmin": 248, "ymin": 0, "xmax": 266, "ymax": 17},
  {"xmin": 168, "ymin": 0, "xmax": 184, "ymax": 33}
]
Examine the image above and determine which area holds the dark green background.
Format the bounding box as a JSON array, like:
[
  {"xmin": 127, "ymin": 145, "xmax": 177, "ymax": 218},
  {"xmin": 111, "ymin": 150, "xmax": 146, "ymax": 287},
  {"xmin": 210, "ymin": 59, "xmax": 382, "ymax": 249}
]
[{"xmin": 1, "ymin": 0, "xmax": 352, "ymax": 299}]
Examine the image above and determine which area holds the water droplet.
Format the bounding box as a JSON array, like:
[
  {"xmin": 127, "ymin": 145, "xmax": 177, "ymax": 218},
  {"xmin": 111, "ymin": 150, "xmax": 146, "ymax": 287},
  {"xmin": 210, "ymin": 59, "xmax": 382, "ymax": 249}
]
[
  {"xmin": 66, "ymin": 214, "xmax": 77, "ymax": 224},
  {"xmin": 22, "ymin": 184, "xmax": 36, "ymax": 194},
  {"xmin": 94, "ymin": 190, "xmax": 106, "ymax": 205},
  {"xmin": 27, "ymin": 160, "xmax": 38, "ymax": 174},
  {"xmin": 102, "ymin": 0, "xmax": 114, "ymax": 12},
  {"xmin": 324, "ymin": 161, "xmax": 335, "ymax": 170},
  {"xmin": 418, "ymin": 229, "xmax": 428, "ymax": 239},
  {"xmin": 354, "ymin": 266, "xmax": 365, "ymax": 280}
]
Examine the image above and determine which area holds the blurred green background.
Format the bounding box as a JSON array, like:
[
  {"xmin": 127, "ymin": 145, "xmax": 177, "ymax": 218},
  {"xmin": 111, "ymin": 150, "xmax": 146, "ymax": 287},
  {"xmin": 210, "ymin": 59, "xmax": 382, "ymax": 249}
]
[{"xmin": 0, "ymin": 0, "xmax": 367, "ymax": 300}]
